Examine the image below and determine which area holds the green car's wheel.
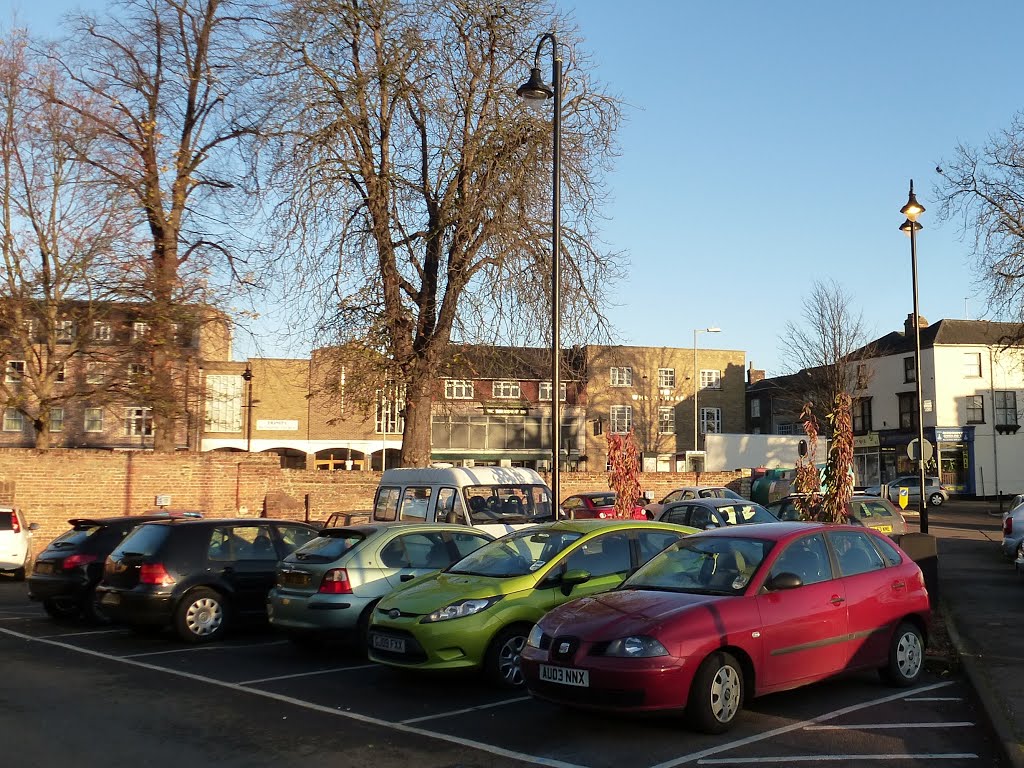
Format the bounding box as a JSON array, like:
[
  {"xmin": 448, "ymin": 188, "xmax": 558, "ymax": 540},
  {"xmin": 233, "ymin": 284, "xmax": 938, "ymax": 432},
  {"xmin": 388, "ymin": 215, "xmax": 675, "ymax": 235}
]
[{"xmin": 485, "ymin": 624, "xmax": 530, "ymax": 688}]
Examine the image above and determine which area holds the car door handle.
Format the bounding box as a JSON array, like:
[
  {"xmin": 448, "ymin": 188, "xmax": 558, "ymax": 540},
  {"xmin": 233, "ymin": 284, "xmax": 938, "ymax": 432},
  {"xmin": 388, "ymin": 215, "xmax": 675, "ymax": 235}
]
[
  {"xmin": 892, "ymin": 580, "xmax": 906, "ymax": 590},
  {"xmin": 830, "ymin": 595, "xmax": 845, "ymax": 605},
  {"xmin": 400, "ymin": 574, "xmax": 415, "ymax": 582}
]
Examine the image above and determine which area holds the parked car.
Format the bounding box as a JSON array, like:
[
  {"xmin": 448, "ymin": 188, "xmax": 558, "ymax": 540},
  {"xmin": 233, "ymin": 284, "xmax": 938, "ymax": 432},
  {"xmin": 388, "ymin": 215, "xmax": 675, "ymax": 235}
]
[
  {"xmin": 864, "ymin": 476, "xmax": 949, "ymax": 507},
  {"xmin": 766, "ymin": 494, "xmax": 907, "ymax": 536},
  {"xmin": 367, "ymin": 519, "xmax": 697, "ymax": 688},
  {"xmin": 656, "ymin": 497, "xmax": 779, "ymax": 529},
  {"xmin": 268, "ymin": 522, "xmax": 493, "ymax": 648},
  {"xmin": 96, "ymin": 517, "xmax": 318, "ymax": 642},
  {"xmin": 0, "ymin": 506, "xmax": 38, "ymax": 581},
  {"xmin": 560, "ymin": 492, "xmax": 646, "ymax": 520},
  {"xmin": 28, "ymin": 511, "xmax": 202, "ymax": 621},
  {"xmin": 521, "ymin": 522, "xmax": 930, "ymax": 733},
  {"xmin": 1001, "ymin": 496, "xmax": 1024, "ymax": 561},
  {"xmin": 642, "ymin": 486, "xmax": 744, "ymax": 519}
]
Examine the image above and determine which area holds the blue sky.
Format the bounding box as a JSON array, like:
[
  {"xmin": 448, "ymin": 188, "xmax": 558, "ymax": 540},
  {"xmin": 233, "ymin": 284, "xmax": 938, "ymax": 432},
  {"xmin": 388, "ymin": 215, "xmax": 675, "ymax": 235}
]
[{"xmin": 9, "ymin": 1, "xmax": 1024, "ymax": 375}]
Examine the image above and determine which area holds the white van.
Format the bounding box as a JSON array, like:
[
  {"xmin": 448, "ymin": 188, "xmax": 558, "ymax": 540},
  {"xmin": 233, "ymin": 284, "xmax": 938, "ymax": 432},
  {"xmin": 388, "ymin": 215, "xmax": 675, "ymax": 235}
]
[{"xmin": 371, "ymin": 467, "xmax": 554, "ymax": 538}]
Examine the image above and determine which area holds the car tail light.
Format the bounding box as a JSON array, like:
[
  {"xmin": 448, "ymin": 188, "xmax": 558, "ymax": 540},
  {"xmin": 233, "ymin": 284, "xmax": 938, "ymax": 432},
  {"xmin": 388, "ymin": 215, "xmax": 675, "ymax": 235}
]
[
  {"xmin": 1006, "ymin": 517, "xmax": 1013, "ymax": 536},
  {"xmin": 139, "ymin": 563, "xmax": 176, "ymax": 586},
  {"xmin": 10, "ymin": 514, "xmax": 19, "ymax": 534},
  {"xmin": 598, "ymin": 512, "xmax": 609, "ymax": 519},
  {"xmin": 318, "ymin": 568, "xmax": 352, "ymax": 594},
  {"xmin": 62, "ymin": 553, "xmax": 99, "ymax": 570}
]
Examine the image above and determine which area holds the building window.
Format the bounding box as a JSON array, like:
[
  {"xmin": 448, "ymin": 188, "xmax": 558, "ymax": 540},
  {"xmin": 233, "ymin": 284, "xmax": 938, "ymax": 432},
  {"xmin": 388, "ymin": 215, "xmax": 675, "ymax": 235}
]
[
  {"xmin": 124, "ymin": 407, "xmax": 153, "ymax": 436},
  {"xmin": 376, "ymin": 380, "xmax": 405, "ymax": 434},
  {"xmin": 700, "ymin": 370, "xmax": 721, "ymax": 390},
  {"xmin": 20, "ymin": 318, "xmax": 34, "ymax": 338},
  {"xmin": 204, "ymin": 375, "xmax": 243, "ymax": 433},
  {"xmin": 966, "ymin": 395, "xmax": 985, "ymax": 424},
  {"xmin": 444, "ymin": 379, "xmax": 474, "ymax": 400},
  {"xmin": 996, "ymin": 391, "xmax": 1018, "ymax": 427},
  {"xmin": 750, "ymin": 399, "xmax": 760, "ymax": 418},
  {"xmin": 132, "ymin": 322, "xmax": 149, "ymax": 342},
  {"xmin": 658, "ymin": 368, "xmax": 675, "ymax": 388},
  {"xmin": 5, "ymin": 360, "xmax": 25, "ymax": 384},
  {"xmin": 898, "ymin": 392, "xmax": 918, "ymax": 430},
  {"xmin": 658, "ymin": 406, "xmax": 675, "ymax": 434},
  {"xmin": 852, "ymin": 397, "xmax": 872, "ymax": 433},
  {"xmin": 129, "ymin": 363, "xmax": 149, "ymax": 378},
  {"xmin": 903, "ymin": 356, "xmax": 915, "ymax": 383},
  {"xmin": 963, "ymin": 352, "xmax": 982, "ymax": 378},
  {"xmin": 538, "ymin": 381, "xmax": 566, "ymax": 402},
  {"xmin": 776, "ymin": 423, "xmax": 794, "ymax": 435},
  {"xmin": 3, "ymin": 408, "xmax": 22, "ymax": 432},
  {"xmin": 56, "ymin": 319, "xmax": 74, "ymax": 343},
  {"xmin": 49, "ymin": 408, "xmax": 63, "ymax": 432},
  {"xmin": 700, "ymin": 407, "xmax": 722, "ymax": 434},
  {"xmin": 92, "ymin": 321, "xmax": 112, "ymax": 342},
  {"xmin": 856, "ymin": 363, "xmax": 868, "ymax": 390},
  {"xmin": 609, "ymin": 405, "xmax": 632, "ymax": 434},
  {"xmin": 610, "ymin": 367, "xmax": 632, "ymax": 387},
  {"xmin": 492, "ymin": 380, "xmax": 521, "ymax": 399},
  {"xmin": 56, "ymin": 362, "xmax": 65, "ymax": 383},
  {"xmin": 84, "ymin": 407, "xmax": 104, "ymax": 433},
  {"xmin": 86, "ymin": 362, "xmax": 106, "ymax": 385}
]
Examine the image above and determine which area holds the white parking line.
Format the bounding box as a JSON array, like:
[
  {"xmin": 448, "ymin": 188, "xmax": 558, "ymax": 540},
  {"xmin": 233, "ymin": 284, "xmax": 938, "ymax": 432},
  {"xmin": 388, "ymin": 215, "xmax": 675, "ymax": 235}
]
[
  {"xmin": 0, "ymin": 615, "xmax": 35, "ymax": 621},
  {"xmin": 401, "ymin": 696, "xmax": 531, "ymax": 724},
  {"xmin": 649, "ymin": 680, "xmax": 959, "ymax": 768},
  {"xmin": 698, "ymin": 756, "xmax": 978, "ymax": 764},
  {"xmin": 240, "ymin": 664, "xmax": 378, "ymax": 685},
  {"xmin": 804, "ymin": 722, "xmax": 973, "ymax": 730},
  {"xmin": 905, "ymin": 697, "xmax": 962, "ymax": 702},
  {"xmin": 123, "ymin": 640, "xmax": 288, "ymax": 658},
  {"xmin": 0, "ymin": 626, "xmax": 588, "ymax": 768},
  {"xmin": 39, "ymin": 628, "xmax": 132, "ymax": 639}
]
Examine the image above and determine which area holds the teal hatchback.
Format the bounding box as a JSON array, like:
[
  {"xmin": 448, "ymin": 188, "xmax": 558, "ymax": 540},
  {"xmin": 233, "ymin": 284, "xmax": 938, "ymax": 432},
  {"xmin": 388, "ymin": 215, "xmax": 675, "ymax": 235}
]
[{"xmin": 367, "ymin": 519, "xmax": 696, "ymax": 687}]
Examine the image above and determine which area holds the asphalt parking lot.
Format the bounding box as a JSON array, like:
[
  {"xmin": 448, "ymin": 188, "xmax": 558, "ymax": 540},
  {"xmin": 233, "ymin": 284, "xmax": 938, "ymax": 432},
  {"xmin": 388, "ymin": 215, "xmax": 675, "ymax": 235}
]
[{"xmin": 0, "ymin": 579, "xmax": 1007, "ymax": 768}]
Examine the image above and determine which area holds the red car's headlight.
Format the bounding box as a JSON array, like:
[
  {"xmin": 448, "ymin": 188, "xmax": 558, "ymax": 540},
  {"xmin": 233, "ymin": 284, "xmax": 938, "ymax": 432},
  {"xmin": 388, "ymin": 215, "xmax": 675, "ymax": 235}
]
[{"xmin": 603, "ymin": 636, "xmax": 669, "ymax": 658}]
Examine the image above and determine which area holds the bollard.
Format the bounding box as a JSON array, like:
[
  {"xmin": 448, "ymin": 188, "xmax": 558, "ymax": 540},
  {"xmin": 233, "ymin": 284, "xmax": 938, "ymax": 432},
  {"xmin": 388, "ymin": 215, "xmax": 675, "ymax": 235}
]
[{"xmin": 894, "ymin": 532, "xmax": 939, "ymax": 606}]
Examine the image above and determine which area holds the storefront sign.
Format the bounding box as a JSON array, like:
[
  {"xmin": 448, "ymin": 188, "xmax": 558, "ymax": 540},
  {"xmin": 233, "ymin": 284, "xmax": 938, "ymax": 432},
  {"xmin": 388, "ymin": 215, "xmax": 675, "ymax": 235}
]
[
  {"xmin": 854, "ymin": 433, "xmax": 879, "ymax": 449},
  {"xmin": 256, "ymin": 419, "xmax": 299, "ymax": 431},
  {"xmin": 934, "ymin": 427, "xmax": 973, "ymax": 443},
  {"xmin": 482, "ymin": 406, "xmax": 529, "ymax": 416}
]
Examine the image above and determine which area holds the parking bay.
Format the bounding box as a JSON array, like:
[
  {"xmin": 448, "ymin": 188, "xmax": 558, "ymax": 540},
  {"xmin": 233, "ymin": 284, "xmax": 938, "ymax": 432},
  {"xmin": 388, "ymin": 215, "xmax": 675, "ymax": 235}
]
[{"xmin": 0, "ymin": 587, "xmax": 1005, "ymax": 768}]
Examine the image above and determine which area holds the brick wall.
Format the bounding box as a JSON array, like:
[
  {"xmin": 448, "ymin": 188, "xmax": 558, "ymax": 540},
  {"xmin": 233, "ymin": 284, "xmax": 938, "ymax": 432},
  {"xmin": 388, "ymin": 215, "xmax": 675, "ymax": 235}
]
[{"xmin": 0, "ymin": 449, "xmax": 744, "ymax": 555}]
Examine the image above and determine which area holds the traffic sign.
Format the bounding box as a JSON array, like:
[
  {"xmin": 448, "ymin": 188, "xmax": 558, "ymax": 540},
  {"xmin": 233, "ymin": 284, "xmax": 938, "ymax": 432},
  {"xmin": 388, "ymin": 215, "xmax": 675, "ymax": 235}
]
[
  {"xmin": 898, "ymin": 487, "xmax": 909, "ymax": 509},
  {"xmin": 908, "ymin": 438, "xmax": 934, "ymax": 462}
]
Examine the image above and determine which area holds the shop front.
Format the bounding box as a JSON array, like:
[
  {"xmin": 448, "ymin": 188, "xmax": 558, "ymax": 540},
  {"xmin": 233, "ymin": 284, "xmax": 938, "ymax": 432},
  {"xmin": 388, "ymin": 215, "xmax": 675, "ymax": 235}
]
[
  {"xmin": 928, "ymin": 426, "xmax": 975, "ymax": 496},
  {"xmin": 853, "ymin": 432, "xmax": 881, "ymax": 488}
]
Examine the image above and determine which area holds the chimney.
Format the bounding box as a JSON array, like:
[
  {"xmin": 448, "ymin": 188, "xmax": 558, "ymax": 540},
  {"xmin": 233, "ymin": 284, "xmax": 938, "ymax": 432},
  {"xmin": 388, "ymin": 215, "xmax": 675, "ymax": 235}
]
[
  {"xmin": 748, "ymin": 362, "xmax": 765, "ymax": 385},
  {"xmin": 904, "ymin": 313, "xmax": 929, "ymax": 336}
]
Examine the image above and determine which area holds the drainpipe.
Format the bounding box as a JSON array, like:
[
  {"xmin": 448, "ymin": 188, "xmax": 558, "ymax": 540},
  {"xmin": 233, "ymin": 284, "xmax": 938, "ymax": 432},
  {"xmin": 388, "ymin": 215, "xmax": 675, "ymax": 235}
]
[{"xmin": 990, "ymin": 347, "xmax": 1001, "ymax": 513}]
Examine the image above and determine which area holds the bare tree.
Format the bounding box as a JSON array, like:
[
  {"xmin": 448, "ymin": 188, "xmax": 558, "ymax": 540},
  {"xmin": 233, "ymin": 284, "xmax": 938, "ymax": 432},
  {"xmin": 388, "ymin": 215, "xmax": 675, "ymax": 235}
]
[
  {"xmin": 778, "ymin": 279, "xmax": 875, "ymax": 431},
  {"xmin": 259, "ymin": 0, "xmax": 624, "ymax": 466},
  {"xmin": 0, "ymin": 28, "xmax": 136, "ymax": 447},
  {"xmin": 46, "ymin": 0, "xmax": 264, "ymax": 451},
  {"xmin": 936, "ymin": 118, "xmax": 1024, "ymax": 338}
]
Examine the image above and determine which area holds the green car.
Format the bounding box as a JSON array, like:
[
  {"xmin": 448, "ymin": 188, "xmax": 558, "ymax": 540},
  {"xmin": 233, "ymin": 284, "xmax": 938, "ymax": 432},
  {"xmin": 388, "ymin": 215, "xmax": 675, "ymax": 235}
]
[{"xmin": 367, "ymin": 519, "xmax": 696, "ymax": 687}]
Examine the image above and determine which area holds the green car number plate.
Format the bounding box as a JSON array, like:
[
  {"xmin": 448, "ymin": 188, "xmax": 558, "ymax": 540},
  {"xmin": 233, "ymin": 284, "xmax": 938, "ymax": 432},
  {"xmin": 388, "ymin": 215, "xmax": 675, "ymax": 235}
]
[{"xmin": 371, "ymin": 633, "xmax": 405, "ymax": 653}]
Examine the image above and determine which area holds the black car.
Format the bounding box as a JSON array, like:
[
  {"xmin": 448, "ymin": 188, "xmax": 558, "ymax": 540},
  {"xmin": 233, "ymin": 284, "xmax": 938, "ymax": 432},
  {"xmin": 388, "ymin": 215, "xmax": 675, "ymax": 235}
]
[
  {"xmin": 656, "ymin": 497, "xmax": 780, "ymax": 529},
  {"xmin": 28, "ymin": 512, "xmax": 202, "ymax": 622},
  {"xmin": 95, "ymin": 517, "xmax": 318, "ymax": 642}
]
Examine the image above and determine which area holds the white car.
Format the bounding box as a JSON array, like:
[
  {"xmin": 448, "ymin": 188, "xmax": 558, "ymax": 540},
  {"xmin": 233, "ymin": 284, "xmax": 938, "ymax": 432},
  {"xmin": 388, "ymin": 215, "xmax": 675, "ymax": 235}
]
[{"xmin": 0, "ymin": 506, "xmax": 38, "ymax": 580}]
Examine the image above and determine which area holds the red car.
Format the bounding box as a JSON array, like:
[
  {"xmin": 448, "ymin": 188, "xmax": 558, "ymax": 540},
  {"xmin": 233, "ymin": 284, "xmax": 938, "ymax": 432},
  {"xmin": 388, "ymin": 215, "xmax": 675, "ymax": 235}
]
[
  {"xmin": 521, "ymin": 522, "xmax": 930, "ymax": 733},
  {"xmin": 560, "ymin": 492, "xmax": 646, "ymax": 520}
]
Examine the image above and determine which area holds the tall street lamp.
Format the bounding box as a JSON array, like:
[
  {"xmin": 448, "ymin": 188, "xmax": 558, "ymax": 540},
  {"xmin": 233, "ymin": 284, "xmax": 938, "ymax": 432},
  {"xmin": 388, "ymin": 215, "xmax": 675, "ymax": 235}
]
[
  {"xmin": 241, "ymin": 363, "xmax": 254, "ymax": 453},
  {"xmin": 899, "ymin": 180, "xmax": 928, "ymax": 533},
  {"xmin": 518, "ymin": 32, "xmax": 562, "ymax": 509},
  {"xmin": 693, "ymin": 327, "xmax": 721, "ymax": 460}
]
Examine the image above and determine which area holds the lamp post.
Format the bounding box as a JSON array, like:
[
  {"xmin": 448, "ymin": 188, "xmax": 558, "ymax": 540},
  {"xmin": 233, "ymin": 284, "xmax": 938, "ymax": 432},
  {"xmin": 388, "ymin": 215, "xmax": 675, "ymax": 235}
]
[
  {"xmin": 241, "ymin": 364, "xmax": 254, "ymax": 453},
  {"xmin": 693, "ymin": 327, "xmax": 721, "ymax": 459},
  {"xmin": 518, "ymin": 32, "xmax": 562, "ymax": 509},
  {"xmin": 899, "ymin": 180, "xmax": 928, "ymax": 534}
]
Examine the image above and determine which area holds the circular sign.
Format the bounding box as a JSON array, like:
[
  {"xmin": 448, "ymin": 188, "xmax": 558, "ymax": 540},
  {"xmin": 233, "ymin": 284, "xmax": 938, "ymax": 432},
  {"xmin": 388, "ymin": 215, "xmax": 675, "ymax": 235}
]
[{"xmin": 907, "ymin": 438, "xmax": 934, "ymax": 462}]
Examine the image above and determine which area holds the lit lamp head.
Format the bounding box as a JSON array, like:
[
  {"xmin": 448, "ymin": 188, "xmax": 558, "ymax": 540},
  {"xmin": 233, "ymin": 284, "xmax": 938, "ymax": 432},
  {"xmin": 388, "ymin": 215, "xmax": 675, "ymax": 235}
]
[
  {"xmin": 900, "ymin": 181, "xmax": 925, "ymax": 222},
  {"xmin": 899, "ymin": 219, "xmax": 923, "ymax": 237}
]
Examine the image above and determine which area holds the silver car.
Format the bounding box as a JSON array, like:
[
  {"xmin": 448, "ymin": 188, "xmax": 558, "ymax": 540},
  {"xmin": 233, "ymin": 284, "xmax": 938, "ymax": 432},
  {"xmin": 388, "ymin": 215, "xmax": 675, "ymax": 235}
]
[
  {"xmin": 864, "ymin": 475, "xmax": 949, "ymax": 507},
  {"xmin": 1001, "ymin": 495, "xmax": 1024, "ymax": 561},
  {"xmin": 642, "ymin": 486, "xmax": 745, "ymax": 519},
  {"xmin": 267, "ymin": 522, "xmax": 492, "ymax": 648}
]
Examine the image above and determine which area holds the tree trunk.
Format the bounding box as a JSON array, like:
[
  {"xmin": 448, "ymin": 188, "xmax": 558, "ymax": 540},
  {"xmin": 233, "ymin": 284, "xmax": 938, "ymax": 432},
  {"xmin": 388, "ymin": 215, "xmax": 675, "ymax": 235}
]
[{"xmin": 400, "ymin": 371, "xmax": 434, "ymax": 468}]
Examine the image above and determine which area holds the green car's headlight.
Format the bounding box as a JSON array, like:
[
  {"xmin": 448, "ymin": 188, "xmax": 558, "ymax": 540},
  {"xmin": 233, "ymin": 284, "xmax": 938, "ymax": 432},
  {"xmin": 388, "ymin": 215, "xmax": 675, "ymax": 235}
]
[
  {"xmin": 603, "ymin": 636, "xmax": 668, "ymax": 658},
  {"xmin": 527, "ymin": 624, "xmax": 544, "ymax": 648},
  {"xmin": 421, "ymin": 596, "xmax": 502, "ymax": 623}
]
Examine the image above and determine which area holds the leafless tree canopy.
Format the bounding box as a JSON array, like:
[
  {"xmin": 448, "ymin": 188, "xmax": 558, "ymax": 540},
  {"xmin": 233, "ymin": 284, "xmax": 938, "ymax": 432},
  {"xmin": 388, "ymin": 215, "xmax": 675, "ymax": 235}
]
[
  {"xmin": 257, "ymin": 0, "xmax": 625, "ymax": 465},
  {"xmin": 936, "ymin": 115, "xmax": 1024, "ymax": 339},
  {"xmin": 778, "ymin": 279, "xmax": 874, "ymax": 430}
]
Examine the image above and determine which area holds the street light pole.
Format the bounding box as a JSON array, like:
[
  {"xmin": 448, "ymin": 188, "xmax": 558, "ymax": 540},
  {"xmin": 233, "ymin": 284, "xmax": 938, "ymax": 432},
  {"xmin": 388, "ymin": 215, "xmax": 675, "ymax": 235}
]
[
  {"xmin": 242, "ymin": 363, "xmax": 254, "ymax": 453},
  {"xmin": 900, "ymin": 180, "xmax": 928, "ymax": 534},
  {"xmin": 518, "ymin": 32, "xmax": 562, "ymax": 510},
  {"xmin": 693, "ymin": 327, "xmax": 721, "ymax": 460}
]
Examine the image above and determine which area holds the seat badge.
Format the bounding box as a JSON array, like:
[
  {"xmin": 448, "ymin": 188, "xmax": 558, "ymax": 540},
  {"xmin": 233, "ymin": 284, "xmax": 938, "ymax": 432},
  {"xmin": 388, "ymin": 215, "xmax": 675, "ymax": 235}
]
[{"xmin": 559, "ymin": 641, "xmax": 570, "ymax": 654}]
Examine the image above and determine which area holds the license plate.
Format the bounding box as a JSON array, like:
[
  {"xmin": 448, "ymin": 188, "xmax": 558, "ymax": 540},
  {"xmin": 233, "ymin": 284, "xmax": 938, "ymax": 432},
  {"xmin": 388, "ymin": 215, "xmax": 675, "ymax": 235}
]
[
  {"xmin": 539, "ymin": 664, "xmax": 589, "ymax": 687},
  {"xmin": 371, "ymin": 633, "xmax": 405, "ymax": 653},
  {"xmin": 33, "ymin": 562, "xmax": 53, "ymax": 575},
  {"xmin": 100, "ymin": 592, "xmax": 120, "ymax": 606},
  {"xmin": 278, "ymin": 571, "xmax": 310, "ymax": 587},
  {"xmin": 876, "ymin": 525, "xmax": 893, "ymax": 533}
]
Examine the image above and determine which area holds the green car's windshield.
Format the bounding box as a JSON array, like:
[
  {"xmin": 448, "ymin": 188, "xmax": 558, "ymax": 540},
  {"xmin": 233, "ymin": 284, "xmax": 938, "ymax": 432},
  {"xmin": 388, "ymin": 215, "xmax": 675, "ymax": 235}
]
[
  {"xmin": 622, "ymin": 536, "xmax": 774, "ymax": 595},
  {"xmin": 448, "ymin": 528, "xmax": 583, "ymax": 577}
]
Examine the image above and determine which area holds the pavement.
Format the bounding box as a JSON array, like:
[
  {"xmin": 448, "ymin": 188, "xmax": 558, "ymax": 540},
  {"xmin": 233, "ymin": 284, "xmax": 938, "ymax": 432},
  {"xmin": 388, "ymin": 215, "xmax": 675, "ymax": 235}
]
[{"xmin": 907, "ymin": 499, "xmax": 1024, "ymax": 768}]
